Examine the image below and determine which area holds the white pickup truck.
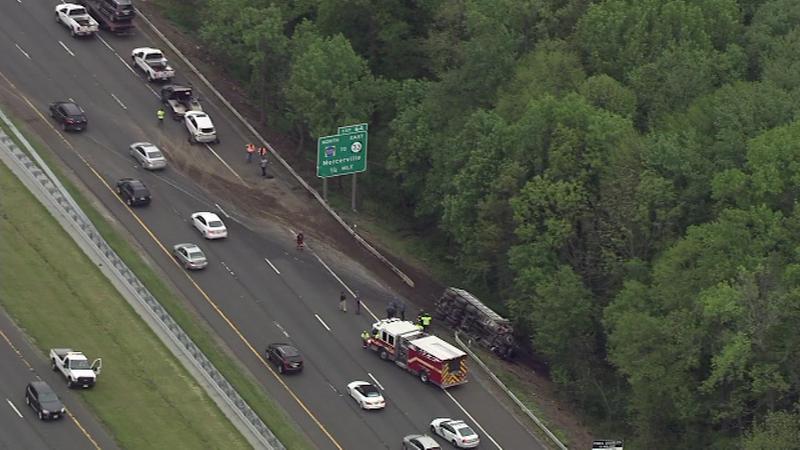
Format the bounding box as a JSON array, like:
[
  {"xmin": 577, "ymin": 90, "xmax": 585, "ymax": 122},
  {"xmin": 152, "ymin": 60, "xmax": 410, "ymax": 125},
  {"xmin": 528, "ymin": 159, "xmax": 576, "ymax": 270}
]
[
  {"xmin": 49, "ymin": 348, "xmax": 101, "ymax": 389},
  {"xmin": 55, "ymin": 3, "xmax": 99, "ymax": 37},
  {"xmin": 131, "ymin": 47, "xmax": 176, "ymax": 82}
]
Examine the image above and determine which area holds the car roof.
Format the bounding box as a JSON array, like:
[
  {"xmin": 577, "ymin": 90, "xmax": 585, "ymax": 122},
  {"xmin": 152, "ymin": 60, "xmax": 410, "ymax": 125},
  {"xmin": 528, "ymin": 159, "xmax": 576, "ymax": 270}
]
[
  {"xmin": 57, "ymin": 102, "xmax": 83, "ymax": 114},
  {"xmin": 175, "ymin": 243, "xmax": 201, "ymax": 251},
  {"xmin": 131, "ymin": 142, "xmax": 157, "ymax": 150},
  {"xmin": 194, "ymin": 211, "xmax": 220, "ymax": 221},
  {"xmin": 412, "ymin": 435, "xmax": 439, "ymax": 446},
  {"xmin": 30, "ymin": 380, "xmax": 53, "ymax": 392}
]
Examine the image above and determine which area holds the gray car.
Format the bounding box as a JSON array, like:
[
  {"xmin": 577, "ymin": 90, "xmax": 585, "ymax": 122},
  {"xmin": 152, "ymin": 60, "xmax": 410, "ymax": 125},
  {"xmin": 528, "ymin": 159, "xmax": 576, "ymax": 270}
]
[
  {"xmin": 172, "ymin": 243, "xmax": 207, "ymax": 270},
  {"xmin": 402, "ymin": 434, "xmax": 441, "ymax": 450},
  {"xmin": 129, "ymin": 142, "xmax": 167, "ymax": 170}
]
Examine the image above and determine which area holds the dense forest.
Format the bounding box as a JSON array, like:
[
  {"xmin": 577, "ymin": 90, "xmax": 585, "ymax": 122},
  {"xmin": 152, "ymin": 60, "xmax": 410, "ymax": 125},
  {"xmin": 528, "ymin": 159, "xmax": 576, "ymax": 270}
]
[{"xmin": 158, "ymin": 0, "xmax": 800, "ymax": 447}]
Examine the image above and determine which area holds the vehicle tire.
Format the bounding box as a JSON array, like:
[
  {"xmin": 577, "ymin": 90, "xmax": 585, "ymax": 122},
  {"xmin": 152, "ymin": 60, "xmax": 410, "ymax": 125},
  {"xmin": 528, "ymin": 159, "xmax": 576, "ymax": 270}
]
[
  {"xmin": 70, "ymin": 27, "xmax": 76, "ymax": 37},
  {"xmin": 51, "ymin": 359, "xmax": 58, "ymax": 371},
  {"xmin": 67, "ymin": 378, "xmax": 74, "ymax": 388},
  {"xmin": 379, "ymin": 349, "xmax": 388, "ymax": 361},
  {"xmin": 126, "ymin": 198, "xmax": 132, "ymax": 206},
  {"xmin": 419, "ymin": 371, "xmax": 429, "ymax": 384},
  {"xmin": 147, "ymin": 73, "xmax": 153, "ymax": 82},
  {"xmin": 38, "ymin": 411, "xmax": 44, "ymax": 420},
  {"xmin": 61, "ymin": 122, "xmax": 67, "ymax": 131},
  {"xmin": 214, "ymin": 137, "xmax": 220, "ymax": 144},
  {"xmin": 25, "ymin": 395, "xmax": 30, "ymax": 406},
  {"xmin": 430, "ymin": 424, "xmax": 436, "ymax": 433},
  {"xmin": 278, "ymin": 364, "xmax": 284, "ymax": 374},
  {"xmin": 55, "ymin": 12, "xmax": 60, "ymax": 23}
]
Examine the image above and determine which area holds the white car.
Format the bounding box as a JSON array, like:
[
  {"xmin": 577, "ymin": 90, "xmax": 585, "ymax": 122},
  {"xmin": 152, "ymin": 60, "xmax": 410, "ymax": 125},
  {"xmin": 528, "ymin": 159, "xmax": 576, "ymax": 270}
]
[
  {"xmin": 185, "ymin": 111, "xmax": 219, "ymax": 144},
  {"xmin": 429, "ymin": 418, "xmax": 480, "ymax": 448},
  {"xmin": 346, "ymin": 381, "xmax": 385, "ymax": 410},
  {"xmin": 129, "ymin": 142, "xmax": 167, "ymax": 170},
  {"xmin": 55, "ymin": 3, "xmax": 98, "ymax": 37},
  {"xmin": 191, "ymin": 212, "xmax": 227, "ymax": 239}
]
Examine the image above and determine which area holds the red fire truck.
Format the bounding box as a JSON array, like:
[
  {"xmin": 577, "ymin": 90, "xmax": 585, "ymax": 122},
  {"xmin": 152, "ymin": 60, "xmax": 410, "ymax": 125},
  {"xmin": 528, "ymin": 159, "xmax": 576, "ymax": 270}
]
[{"xmin": 364, "ymin": 318, "xmax": 468, "ymax": 388}]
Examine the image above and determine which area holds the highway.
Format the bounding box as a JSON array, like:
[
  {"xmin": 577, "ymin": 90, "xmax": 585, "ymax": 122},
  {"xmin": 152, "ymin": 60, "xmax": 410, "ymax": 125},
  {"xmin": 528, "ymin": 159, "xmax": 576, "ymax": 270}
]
[
  {"xmin": 0, "ymin": 312, "xmax": 118, "ymax": 450},
  {"xmin": 0, "ymin": 2, "xmax": 545, "ymax": 449}
]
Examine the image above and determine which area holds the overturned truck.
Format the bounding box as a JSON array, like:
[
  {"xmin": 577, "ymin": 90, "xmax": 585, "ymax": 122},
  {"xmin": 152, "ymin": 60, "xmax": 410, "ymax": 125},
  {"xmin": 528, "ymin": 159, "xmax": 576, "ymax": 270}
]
[{"xmin": 434, "ymin": 287, "xmax": 517, "ymax": 360}]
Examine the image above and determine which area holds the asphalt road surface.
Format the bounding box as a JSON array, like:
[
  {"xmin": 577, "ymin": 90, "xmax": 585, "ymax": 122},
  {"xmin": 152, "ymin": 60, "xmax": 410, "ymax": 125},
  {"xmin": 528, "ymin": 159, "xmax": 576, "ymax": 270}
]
[
  {"xmin": 0, "ymin": 311, "xmax": 118, "ymax": 450},
  {"xmin": 0, "ymin": 2, "xmax": 546, "ymax": 449}
]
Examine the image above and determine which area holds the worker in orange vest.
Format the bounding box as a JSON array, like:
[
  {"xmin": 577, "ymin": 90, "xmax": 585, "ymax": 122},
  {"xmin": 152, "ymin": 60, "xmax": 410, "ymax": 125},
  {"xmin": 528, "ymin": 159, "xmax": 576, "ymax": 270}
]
[{"xmin": 246, "ymin": 143, "xmax": 256, "ymax": 163}]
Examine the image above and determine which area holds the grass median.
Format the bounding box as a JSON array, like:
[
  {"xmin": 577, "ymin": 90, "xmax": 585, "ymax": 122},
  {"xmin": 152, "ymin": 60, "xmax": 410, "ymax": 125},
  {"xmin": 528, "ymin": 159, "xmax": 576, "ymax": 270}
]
[{"xmin": 0, "ymin": 119, "xmax": 312, "ymax": 448}]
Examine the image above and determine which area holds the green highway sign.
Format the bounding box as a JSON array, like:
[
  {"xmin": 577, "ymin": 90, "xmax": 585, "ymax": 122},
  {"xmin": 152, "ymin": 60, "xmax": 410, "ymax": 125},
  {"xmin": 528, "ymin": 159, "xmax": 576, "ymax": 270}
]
[
  {"xmin": 317, "ymin": 130, "xmax": 368, "ymax": 178},
  {"xmin": 338, "ymin": 123, "xmax": 368, "ymax": 134}
]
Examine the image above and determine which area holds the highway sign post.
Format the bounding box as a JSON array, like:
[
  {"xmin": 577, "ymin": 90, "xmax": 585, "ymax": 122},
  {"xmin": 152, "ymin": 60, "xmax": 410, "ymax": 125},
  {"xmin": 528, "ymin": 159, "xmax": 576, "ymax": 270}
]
[{"xmin": 317, "ymin": 124, "xmax": 368, "ymax": 210}]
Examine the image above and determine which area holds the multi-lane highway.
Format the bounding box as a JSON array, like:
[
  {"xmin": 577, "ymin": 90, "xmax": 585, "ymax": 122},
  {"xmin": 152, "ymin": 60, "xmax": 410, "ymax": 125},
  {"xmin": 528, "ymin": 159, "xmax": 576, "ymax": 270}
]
[
  {"xmin": 0, "ymin": 2, "xmax": 545, "ymax": 449},
  {"xmin": 0, "ymin": 312, "xmax": 118, "ymax": 450}
]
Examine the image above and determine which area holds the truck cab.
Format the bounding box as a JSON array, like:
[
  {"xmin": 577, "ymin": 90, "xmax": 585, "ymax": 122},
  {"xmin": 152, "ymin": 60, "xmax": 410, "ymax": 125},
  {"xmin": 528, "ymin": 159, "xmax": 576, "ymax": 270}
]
[{"xmin": 50, "ymin": 348, "xmax": 101, "ymax": 388}]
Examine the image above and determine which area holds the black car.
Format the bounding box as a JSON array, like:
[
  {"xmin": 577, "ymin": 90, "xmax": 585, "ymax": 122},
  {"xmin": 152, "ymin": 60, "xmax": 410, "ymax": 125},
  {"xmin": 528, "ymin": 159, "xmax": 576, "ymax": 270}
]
[
  {"xmin": 116, "ymin": 178, "xmax": 151, "ymax": 206},
  {"xmin": 25, "ymin": 381, "xmax": 65, "ymax": 421},
  {"xmin": 266, "ymin": 343, "xmax": 303, "ymax": 374},
  {"xmin": 49, "ymin": 101, "xmax": 87, "ymax": 131}
]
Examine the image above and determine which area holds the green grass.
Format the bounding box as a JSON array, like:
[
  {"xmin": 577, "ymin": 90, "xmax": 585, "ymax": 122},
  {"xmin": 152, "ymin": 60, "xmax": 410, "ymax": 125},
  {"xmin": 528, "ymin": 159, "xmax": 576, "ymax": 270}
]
[{"xmin": 0, "ymin": 120, "xmax": 313, "ymax": 449}]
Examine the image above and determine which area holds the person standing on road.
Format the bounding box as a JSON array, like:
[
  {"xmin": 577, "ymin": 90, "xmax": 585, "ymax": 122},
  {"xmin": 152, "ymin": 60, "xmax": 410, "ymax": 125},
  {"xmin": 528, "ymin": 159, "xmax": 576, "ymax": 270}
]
[
  {"xmin": 360, "ymin": 330, "xmax": 370, "ymax": 348},
  {"xmin": 259, "ymin": 146, "xmax": 268, "ymax": 158},
  {"xmin": 157, "ymin": 107, "xmax": 165, "ymax": 125},
  {"xmin": 339, "ymin": 291, "xmax": 347, "ymax": 312},
  {"xmin": 355, "ymin": 294, "xmax": 361, "ymax": 315},
  {"xmin": 398, "ymin": 300, "xmax": 406, "ymax": 321},
  {"xmin": 386, "ymin": 301, "xmax": 397, "ymax": 319},
  {"xmin": 246, "ymin": 143, "xmax": 256, "ymax": 163},
  {"xmin": 260, "ymin": 156, "xmax": 268, "ymax": 177}
]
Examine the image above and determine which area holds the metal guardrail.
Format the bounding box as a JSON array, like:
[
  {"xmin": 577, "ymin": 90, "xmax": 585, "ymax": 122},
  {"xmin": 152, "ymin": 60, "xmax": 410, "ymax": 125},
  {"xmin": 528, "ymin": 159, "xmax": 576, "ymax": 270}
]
[
  {"xmin": 134, "ymin": 9, "xmax": 415, "ymax": 288},
  {"xmin": 454, "ymin": 332, "xmax": 568, "ymax": 450},
  {"xmin": 0, "ymin": 112, "xmax": 283, "ymax": 450}
]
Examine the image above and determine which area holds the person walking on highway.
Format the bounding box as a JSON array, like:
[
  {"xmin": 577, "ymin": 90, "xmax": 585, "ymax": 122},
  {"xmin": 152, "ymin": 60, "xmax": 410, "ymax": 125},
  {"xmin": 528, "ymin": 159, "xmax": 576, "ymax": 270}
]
[
  {"xmin": 338, "ymin": 291, "xmax": 347, "ymax": 313},
  {"xmin": 260, "ymin": 156, "xmax": 268, "ymax": 177},
  {"xmin": 354, "ymin": 294, "xmax": 361, "ymax": 315},
  {"xmin": 259, "ymin": 146, "xmax": 268, "ymax": 157},
  {"xmin": 296, "ymin": 232, "xmax": 304, "ymax": 250},
  {"xmin": 418, "ymin": 310, "xmax": 432, "ymax": 330},
  {"xmin": 157, "ymin": 107, "xmax": 165, "ymax": 125},
  {"xmin": 246, "ymin": 143, "xmax": 256, "ymax": 163}
]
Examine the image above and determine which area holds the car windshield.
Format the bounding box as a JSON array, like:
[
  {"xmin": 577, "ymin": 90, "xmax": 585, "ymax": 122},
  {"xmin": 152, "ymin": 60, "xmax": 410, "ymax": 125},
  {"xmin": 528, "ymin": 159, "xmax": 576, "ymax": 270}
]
[
  {"xmin": 457, "ymin": 426, "xmax": 476, "ymax": 437},
  {"xmin": 146, "ymin": 150, "xmax": 163, "ymax": 159},
  {"xmin": 70, "ymin": 359, "xmax": 91, "ymax": 369},
  {"xmin": 133, "ymin": 189, "xmax": 148, "ymax": 196},
  {"xmin": 38, "ymin": 390, "xmax": 59, "ymax": 402},
  {"xmin": 361, "ymin": 386, "xmax": 380, "ymax": 397},
  {"xmin": 200, "ymin": 127, "xmax": 214, "ymax": 133},
  {"xmin": 188, "ymin": 252, "xmax": 204, "ymax": 260},
  {"xmin": 208, "ymin": 220, "xmax": 223, "ymax": 228}
]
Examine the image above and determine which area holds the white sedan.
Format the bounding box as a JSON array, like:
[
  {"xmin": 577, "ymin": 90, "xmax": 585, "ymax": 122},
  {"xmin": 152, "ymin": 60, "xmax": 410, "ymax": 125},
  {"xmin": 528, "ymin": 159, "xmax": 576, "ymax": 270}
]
[
  {"xmin": 191, "ymin": 212, "xmax": 227, "ymax": 239},
  {"xmin": 429, "ymin": 418, "xmax": 480, "ymax": 448},
  {"xmin": 346, "ymin": 381, "xmax": 385, "ymax": 410}
]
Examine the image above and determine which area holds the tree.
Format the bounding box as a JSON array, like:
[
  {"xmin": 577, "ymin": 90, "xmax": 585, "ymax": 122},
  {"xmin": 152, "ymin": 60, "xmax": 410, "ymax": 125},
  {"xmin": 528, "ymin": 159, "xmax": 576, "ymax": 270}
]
[
  {"xmin": 744, "ymin": 408, "xmax": 800, "ymax": 450},
  {"xmin": 578, "ymin": 74, "xmax": 637, "ymax": 119},
  {"xmin": 286, "ymin": 24, "xmax": 375, "ymax": 140}
]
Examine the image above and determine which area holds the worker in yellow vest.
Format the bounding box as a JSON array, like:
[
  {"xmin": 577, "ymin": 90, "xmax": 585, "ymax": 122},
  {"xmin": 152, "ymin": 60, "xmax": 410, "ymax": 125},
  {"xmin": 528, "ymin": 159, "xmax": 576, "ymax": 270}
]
[{"xmin": 361, "ymin": 330, "xmax": 370, "ymax": 348}]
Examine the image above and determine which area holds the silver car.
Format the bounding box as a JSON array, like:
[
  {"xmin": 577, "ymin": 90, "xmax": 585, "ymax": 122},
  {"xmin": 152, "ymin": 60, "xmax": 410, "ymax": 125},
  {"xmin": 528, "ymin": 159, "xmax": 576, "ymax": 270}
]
[
  {"xmin": 402, "ymin": 435, "xmax": 441, "ymax": 450},
  {"xmin": 172, "ymin": 243, "xmax": 207, "ymax": 270},
  {"xmin": 129, "ymin": 142, "xmax": 167, "ymax": 170}
]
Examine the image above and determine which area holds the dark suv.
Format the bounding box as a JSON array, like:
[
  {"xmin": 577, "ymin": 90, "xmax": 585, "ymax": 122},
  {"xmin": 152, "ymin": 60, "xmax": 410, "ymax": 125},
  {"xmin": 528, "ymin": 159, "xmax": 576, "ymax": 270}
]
[
  {"xmin": 49, "ymin": 101, "xmax": 87, "ymax": 131},
  {"xmin": 116, "ymin": 178, "xmax": 150, "ymax": 206},
  {"xmin": 266, "ymin": 343, "xmax": 303, "ymax": 374},
  {"xmin": 25, "ymin": 381, "xmax": 65, "ymax": 421}
]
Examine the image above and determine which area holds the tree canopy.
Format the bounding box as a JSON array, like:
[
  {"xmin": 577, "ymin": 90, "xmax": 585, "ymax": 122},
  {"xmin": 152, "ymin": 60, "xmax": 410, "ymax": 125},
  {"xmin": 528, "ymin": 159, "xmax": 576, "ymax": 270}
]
[{"xmin": 166, "ymin": 0, "xmax": 800, "ymax": 444}]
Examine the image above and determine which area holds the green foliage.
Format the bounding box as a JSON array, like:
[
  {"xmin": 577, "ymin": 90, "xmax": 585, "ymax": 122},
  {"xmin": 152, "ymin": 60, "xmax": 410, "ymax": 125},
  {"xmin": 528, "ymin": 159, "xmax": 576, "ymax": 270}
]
[
  {"xmin": 286, "ymin": 25, "xmax": 375, "ymax": 138},
  {"xmin": 744, "ymin": 407, "xmax": 800, "ymax": 450},
  {"xmin": 155, "ymin": 0, "xmax": 800, "ymax": 445}
]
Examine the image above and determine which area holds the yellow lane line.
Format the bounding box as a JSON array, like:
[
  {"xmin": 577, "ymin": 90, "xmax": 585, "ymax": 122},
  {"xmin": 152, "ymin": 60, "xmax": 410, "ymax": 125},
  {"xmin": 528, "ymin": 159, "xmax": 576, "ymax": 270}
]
[{"xmin": 0, "ymin": 70, "xmax": 342, "ymax": 449}]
